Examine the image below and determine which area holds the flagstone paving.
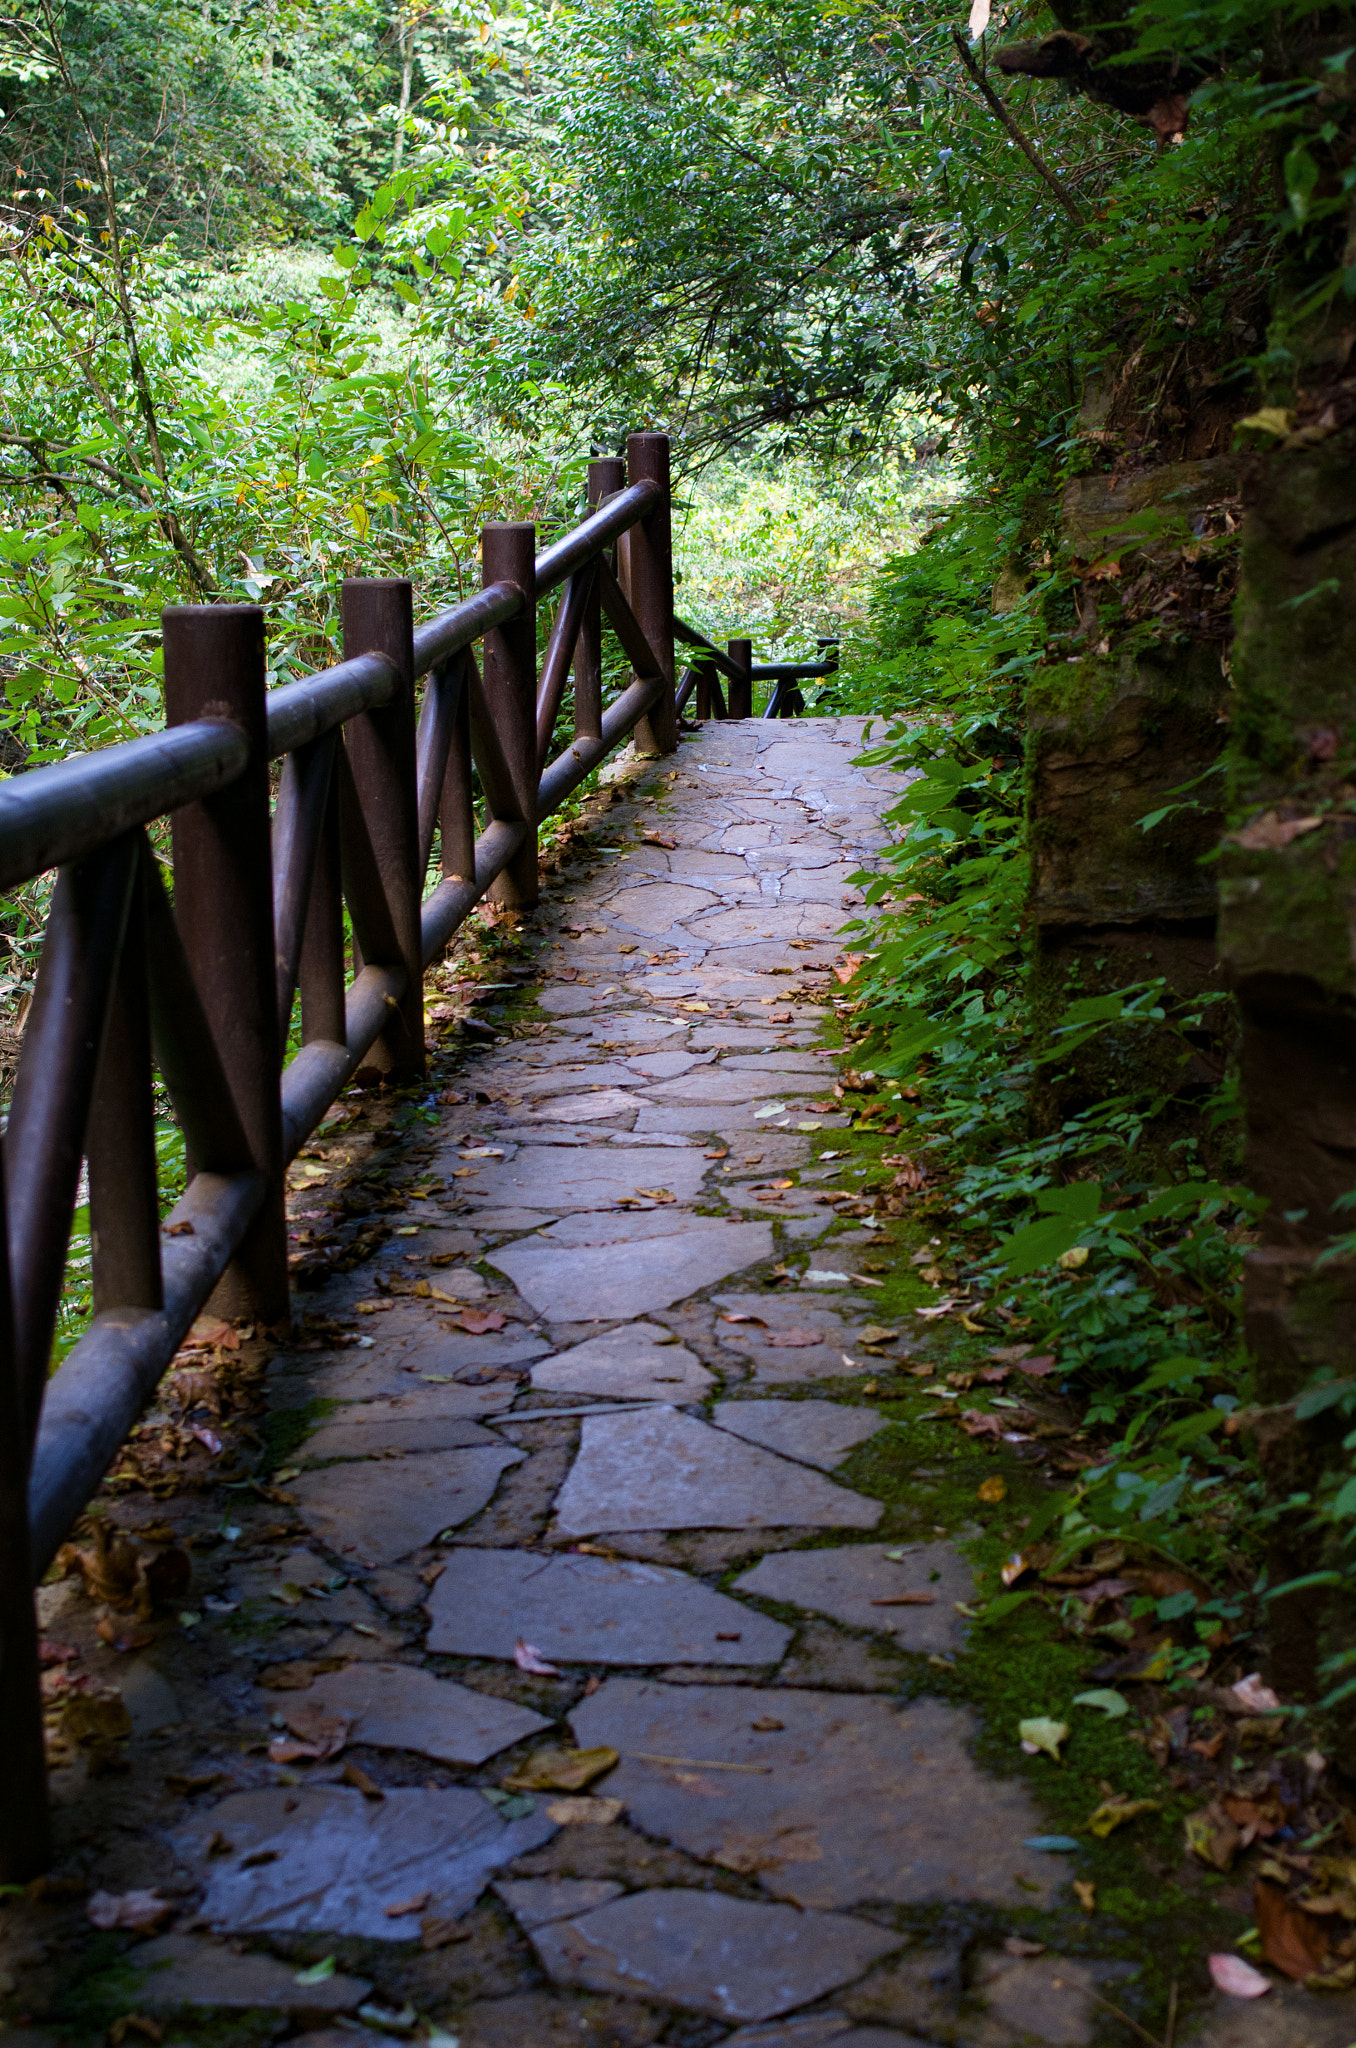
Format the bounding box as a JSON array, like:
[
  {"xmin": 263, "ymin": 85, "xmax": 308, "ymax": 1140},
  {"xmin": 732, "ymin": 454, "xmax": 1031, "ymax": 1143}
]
[{"xmin": 13, "ymin": 718, "xmax": 1175, "ymax": 2048}]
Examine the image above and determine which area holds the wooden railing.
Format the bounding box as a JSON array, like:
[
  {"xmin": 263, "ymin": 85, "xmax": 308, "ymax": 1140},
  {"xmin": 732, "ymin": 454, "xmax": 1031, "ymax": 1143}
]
[
  {"xmin": 0, "ymin": 433, "xmax": 698, "ymax": 1877},
  {"xmin": 674, "ymin": 621, "xmax": 839, "ymax": 721}
]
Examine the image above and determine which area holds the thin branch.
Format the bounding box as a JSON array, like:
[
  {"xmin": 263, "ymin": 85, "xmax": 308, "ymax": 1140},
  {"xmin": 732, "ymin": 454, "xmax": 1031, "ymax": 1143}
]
[{"xmin": 950, "ymin": 30, "xmax": 1096, "ymax": 242}]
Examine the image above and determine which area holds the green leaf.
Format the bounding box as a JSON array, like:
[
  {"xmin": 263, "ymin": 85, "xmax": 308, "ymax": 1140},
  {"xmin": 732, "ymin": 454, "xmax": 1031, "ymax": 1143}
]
[
  {"xmin": 993, "ymin": 1213, "xmax": 1087, "ymax": 1277},
  {"xmin": 1073, "ymin": 1688, "xmax": 1129, "ymax": 1718}
]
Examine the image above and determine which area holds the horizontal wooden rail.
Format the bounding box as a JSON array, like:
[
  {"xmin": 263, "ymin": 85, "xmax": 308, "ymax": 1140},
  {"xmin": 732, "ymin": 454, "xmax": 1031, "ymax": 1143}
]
[
  {"xmin": 535, "ymin": 480, "xmax": 660, "ymax": 595},
  {"xmin": 266, "ymin": 653, "xmax": 397, "ymax": 759},
  {"xmin": 0, "ymin": 721, "xmax": 247, "ymax": 891}
]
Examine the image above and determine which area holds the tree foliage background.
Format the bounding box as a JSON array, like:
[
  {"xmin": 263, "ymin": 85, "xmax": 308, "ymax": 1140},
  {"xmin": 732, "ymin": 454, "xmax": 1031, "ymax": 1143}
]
[{"xmin": 3, "ymin": 0, "xmax": 1356, "ymax": 1671}]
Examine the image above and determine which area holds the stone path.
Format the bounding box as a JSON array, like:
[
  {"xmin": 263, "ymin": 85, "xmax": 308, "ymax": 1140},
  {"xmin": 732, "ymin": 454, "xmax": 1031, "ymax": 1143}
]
[{"xmin": 13, "ymin": 720, "xmax": 1181, "ymax": 2048}]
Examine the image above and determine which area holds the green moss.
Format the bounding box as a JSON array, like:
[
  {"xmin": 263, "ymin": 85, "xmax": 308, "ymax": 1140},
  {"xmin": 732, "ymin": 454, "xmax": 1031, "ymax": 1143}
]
[{"xmin": 258, "ymin": 1396, "xmax": 334, "ymax": 1474}]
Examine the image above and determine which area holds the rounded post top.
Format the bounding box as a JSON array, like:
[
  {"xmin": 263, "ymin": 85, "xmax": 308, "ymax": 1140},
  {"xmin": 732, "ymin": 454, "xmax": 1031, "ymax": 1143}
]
[
  {"xmin": 481, "ymin": 521, "xmax": 537, "ymax": 536},
  {"xmin": 162, "ymin": 604, "xmax": 263, "ymax": 624}
]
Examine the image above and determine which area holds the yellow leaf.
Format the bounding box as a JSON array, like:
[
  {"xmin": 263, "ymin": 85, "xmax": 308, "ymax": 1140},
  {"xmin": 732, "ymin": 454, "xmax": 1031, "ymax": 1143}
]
[
  {"xmin": 977, "ymin": 1476, "xmax": 1007, "ymax": 1504},
  {"xmin": 1086, "ymin": 1797, "xmax": 1160, "ymax": 1838},
  {"xmin": 1238, "ymin": 407, "xmax": 1295, "ymax": 436}
]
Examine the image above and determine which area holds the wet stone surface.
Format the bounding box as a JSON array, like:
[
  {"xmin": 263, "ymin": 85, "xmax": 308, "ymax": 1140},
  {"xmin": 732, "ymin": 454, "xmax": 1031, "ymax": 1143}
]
[
  {"xmin": 19, "ymin": 722, "xmax": 1171, "ymax": 2048},
  {"xmin": 425, "ymin": 1547, "xmax": 792, "ymax": 1666},
  {"xmin": 569, "ymin": 1682, "xmax": 1056, "ymax": 1910},
  {"xmin": 552, "ymin": 1406, "xmax": 884, "ymax": 1534}
]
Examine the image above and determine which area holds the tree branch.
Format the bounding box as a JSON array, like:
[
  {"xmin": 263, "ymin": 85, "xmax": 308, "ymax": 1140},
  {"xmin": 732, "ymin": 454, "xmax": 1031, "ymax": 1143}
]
[{"xmin": 950, "ymin": 30, "xmax": 1096, "ymax": 242}]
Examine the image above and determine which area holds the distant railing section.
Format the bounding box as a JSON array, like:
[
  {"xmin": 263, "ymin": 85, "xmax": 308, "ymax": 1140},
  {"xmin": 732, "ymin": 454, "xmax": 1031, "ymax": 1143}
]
[
  {"xmin": 0, "ymin": 436, "xmax": 694, "ymax": 1879},
  {"xmin": 674, "ymin": 622, "xmax": 839, "ymax": 722}
]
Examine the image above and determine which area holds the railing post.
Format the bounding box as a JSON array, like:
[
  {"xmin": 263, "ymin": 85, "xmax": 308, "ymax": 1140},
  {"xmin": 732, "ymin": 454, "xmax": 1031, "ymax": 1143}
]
[
  {"xmin": 299, "ymin": 765, "xmax": 346, "ymax": 1046},
  {"xmin": 163, "ymin": 606, "xmax": 289, "ymax": 1322},
  {"xmin": 623, "ymin": 433, "xmax": 677, "ymax": 757},
  {"xmin": 480, "ymin": 523, "xmax": 538, "ymax": 910},
  {"xmin": 0, "ymin": 1187, "xmax": 49, "ymax": 1878},
  {"xmin": 341, "ymin": 580, "xmax": 424, "ymax": 1080},
  {"xmin": 728, "ymin": 637, "xmax": 753, "ymax": 720},
  {"xmin": 577, "ymin": 458, "xmax": 623, "ymax": 743},
  {"xmin": 440, "ymin": 661, "xmax": 476, "ymax": 882},
  {"xmin": 88, "ymin": 852, "xmax": 162, "ymax": 1314}
]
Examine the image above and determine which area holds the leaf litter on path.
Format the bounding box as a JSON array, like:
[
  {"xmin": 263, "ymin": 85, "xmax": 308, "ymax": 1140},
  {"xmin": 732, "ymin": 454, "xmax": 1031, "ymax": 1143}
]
[{"xmin": 1019, "ymin": 1716, "xmax": 1069, "ymax": 1762}]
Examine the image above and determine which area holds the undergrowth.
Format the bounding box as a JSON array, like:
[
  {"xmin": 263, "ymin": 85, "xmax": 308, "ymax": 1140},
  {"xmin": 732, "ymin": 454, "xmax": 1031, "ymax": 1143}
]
[{"xmin": 831, "ymin": 505, "xmax": 1270, "ymax": 1683}]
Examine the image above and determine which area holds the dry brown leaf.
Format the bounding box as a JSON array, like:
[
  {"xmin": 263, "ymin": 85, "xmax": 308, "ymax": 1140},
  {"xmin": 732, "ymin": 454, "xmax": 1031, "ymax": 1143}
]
[
  {"xmin": 763, "ymin": 1329, "xmax": 825, "ymax": 1349},
  {"xmin": 1186, "ymin": 1801, "xmax": 1243, "ymax": 1871},
  {"xmin": 341, "ymin": 1760, "xmax": 384, "ymax": 1800},
  {"xmin": 1074, "ymin": 1879, "xmax": 1097, "ymax": 1915},
  {"xmin": 959, "ymin": 1410, "xmax": 1003, "ymax": 1439},
  {"xmin": 545, "ymin": 1796, "xmax": 624, "ymax": 1825},
  {"xmin": 455, "ymin": 1309, "xmax": 507, "ymax": 1335},
  {"xmin": 1229, "ymin": 811, "xmax": 1324, "ymax": 852},
  {"xmin": 86, "ymin": 1889, "xmax": 172, "ymax": 1932},
  {"xmin": 503, "ymin": 1745, "xmax": 619, "ymax": 1793},
  {"xmin": 1255, "ymin": 1880, "xmax": 1332, "ymax": 1981}
]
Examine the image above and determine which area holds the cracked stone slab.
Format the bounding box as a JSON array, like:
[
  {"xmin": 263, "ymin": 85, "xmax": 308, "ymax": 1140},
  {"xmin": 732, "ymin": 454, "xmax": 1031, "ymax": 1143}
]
[
  {"xmin": 529, "ymin": 1888, "xmax": 899, "ymax": 2022},
  {"xmin": 175, "ymin": 1786, "xmax": 555, "ymax": 1938},
  {"xmin": 462, "ymin": 1145, "xmax": 710, "ymax": 1212},
  {"xmin": 569, "ymin": 1683, "xmax": 1055, "ymax": 1910},
  {"xmin": 735, "ymin": 1542, "xmax": 973, "ymax": 1653},
  {"xmin": 291, "ymin": 1445, "xmax": 525, "ymax": 1565},
  {"xmin": 552, "ymin": 1407, "xmax": 882, "ymax": 1534},
  {"xmin": 289, "ymin": 1358, "xmax": 533, "ymax": 1409},
  {"xmin": 130, "ymin": 1934, "xmax": 371, "ymax": 2012},
  {"xmin": 299, "ymin": 1408, "xmax": 501, "ymax": 1461},
  {"xmin": 490, "ymin": 1222, "xmax": 774, "ymax": 1323},
  {"xmin": 540, "ymin": 1210, "xmax": 729, "ymax": 1247},
  {"xmin": 641, "ymin": 1067, "xmax": 809, "ymax": 1105},
  {"xmin": 425, "ymin": 1547, "xmax": 791, "ymax": 1665},
  {"xmin": 496, "ymin": 1878, "xmax": 625, "ymax": 1929},
  {"xmin": 605, "ymin": 881, "xmax": 722, "ymax": 932},
  {"xmin": 527, "ymin": 1088, "xmax": 643, "ymax": 1124},
  {"xmin": 531, "ymin": 1323, "xmax": 715, "ymax": 1402},
  {"xmin": 711, "ymin": 1400, "xmax": 886, "ymax": 1471},
  {"xmin": 285, "ymin": 1660, "xmax": 551, "ymax": 1763}
]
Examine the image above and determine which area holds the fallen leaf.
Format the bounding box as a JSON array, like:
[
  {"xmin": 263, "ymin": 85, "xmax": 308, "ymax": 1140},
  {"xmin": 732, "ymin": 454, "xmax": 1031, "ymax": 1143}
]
[
  {"xmin": 456, "ymin": 1309, "xmax": 507, "ymax": 1335},
  {"xmin": 294, "ymin": 1956, "xmax": 337, "ymax": 1983},
  {"xmin": 1086, "ymin": 1796, "xmax": 1160, "ymax": 1838},
  {"xmin": 859, "ymin": 1325, "xmax": 899, "ymax": 1345},
  {"xmin": 421, "ymin": 1916, "xmax": 473, "ymax": 1950},
  {"xmin": 1003, "ymin": 1936, "xmax": 1045, "ymax": 1956},
  {"xmin": 977, "ymin": 1476, "xmax": 1007, "ymax": 1504},
  {"xmin": 960, "ymin": 1410, "xmax": 1003, "ymax": 1439},
  {"xmin": 1255, "ymin": 1879, "xmax": 1331, "ymax": 1980},
  {"xmin": 275, "ymin": 1704, "xmax": 351, "ymax": 1761},
  {"xmin": 764, "ymin": 1328, "xmax": 825, "ymax": 1348},
  {"xmin": 832, "ymin": 953, "xmax": 865, "ymax": 985},
  {"xmin": 721, "ymin": 1312, "xmax": 766, "ymax": 1325},
  {"xmin": 1208, "ymin": 1954, "xmax": 1272, "ymax": 1999},
  {"xmin": 1018, "ymin": 1716, "xmax": 1069, "ymax": 1763},
  {"xmin": 633, "ymin": 1188, "xmax": 676, "ymax": 1203},
  {"xmin": 1233, "ymin": 1673, "xmax": 1283, "ymax": 1715},
  {"xmin": 750, "ymin": 1716, "xmax": 784, "ymax": 1732},
  {"xmin": 1186, "ymin": 1801, "xmax": 1243, "ymax": 1871},
  {"xmin": 1073, "ymin": 1688, "xmax": 1130, "ymax": 1719},
  {"xmin": 514, "ymin": 1639, "xmax": 562, "ymax": 1676},
  {"xmin": 1000, "ymin": 1553, "xmax": 1029, "ymax": 1588},
  {"xmin": 340, "ymin": 1760, "xmax": 384, "ymax": 1800},
  {"xmin": 1016, "ymin": 1355, "xmax": 1059, "ymax": 1378},
  {"xmin": 1145, "ymin": 91, "xmax": 1189, "ymax": 141},
  {"xmin": 383, "ymin": 1892, "xmax": 432, "ymax": 1919},
  {"xmin": 870, "ymin": 1592, "xmax": 935, "ymax": 1607},
  {"xmin": 1074, "ymin": 1880, "xmax": 1097, "ymax": 1915},
  {"xmin": 87, "ymin": 1889, "xmax": 172, "ymax": 1932},
  {"xmin": 503, "ymin": 1746, "xmax": 619, "ymax": 1793},
  {"xmin": 1229, "ymin": 811, "xmax": 1324, "ymax": 852},
  {"xmin": 545, "ymin": 1796, "xmax": 624, "ymax": 1824}
]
